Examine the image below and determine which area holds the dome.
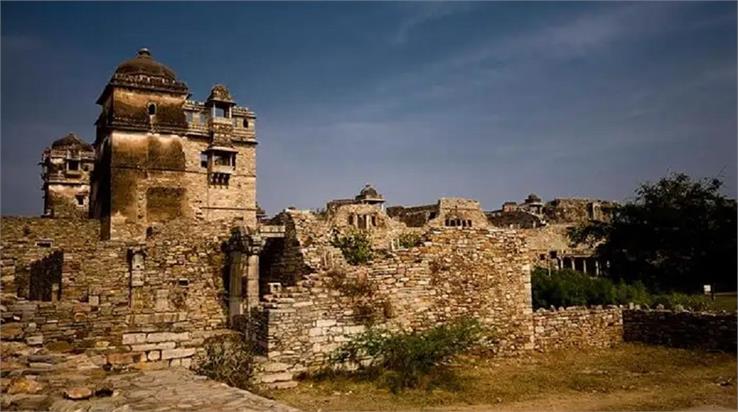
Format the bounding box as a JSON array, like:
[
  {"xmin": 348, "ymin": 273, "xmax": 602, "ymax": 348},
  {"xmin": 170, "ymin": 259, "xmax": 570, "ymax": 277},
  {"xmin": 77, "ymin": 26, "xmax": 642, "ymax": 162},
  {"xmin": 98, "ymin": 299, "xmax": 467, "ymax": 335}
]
[
  {"xmin": 114, "ymin": 48, "xmax": 177, "ymax": 80},
  {"xmin": 207, "ymin": 84, "xmax": 234, "ymax": 103},
  {"xmin": 50, "ymin": 133, "xmax": 93, "ymax": 151},
  {"xmin": 525, "ymin": 193, "xmax": 542, "ymax": 204},
  {"xmin": 356, "ymin": 184, "xmax": 383, "ymax": 201}
]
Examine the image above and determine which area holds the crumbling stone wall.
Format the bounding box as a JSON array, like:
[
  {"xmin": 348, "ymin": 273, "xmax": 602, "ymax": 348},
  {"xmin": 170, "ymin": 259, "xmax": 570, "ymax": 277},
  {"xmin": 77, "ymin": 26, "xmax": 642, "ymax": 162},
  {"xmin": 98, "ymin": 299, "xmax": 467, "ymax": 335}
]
[
  {"xmin": 387, "ymin": 198, "xmax": 489, "ymax": 229},
  {"xmin": 253, "ymin": 210, "xmax": 533, "ymax": 386},
  {"xmin": 544, "ymin": 198, "xmax": 616, "ymax": 224},
  {"xmin": 533, "ymin": 306, "xmax": 737, "ymax": 353},
  {"xmin": 533, "ymin": 306, "xmax": 623, "ymax": 351},
  {"xmin": 1, "ymin": 217, "xmax": 235, "ymax": 369},
  {"xmin": 623, "ymin": 309, "xmax": 737, "ymax": 352}
]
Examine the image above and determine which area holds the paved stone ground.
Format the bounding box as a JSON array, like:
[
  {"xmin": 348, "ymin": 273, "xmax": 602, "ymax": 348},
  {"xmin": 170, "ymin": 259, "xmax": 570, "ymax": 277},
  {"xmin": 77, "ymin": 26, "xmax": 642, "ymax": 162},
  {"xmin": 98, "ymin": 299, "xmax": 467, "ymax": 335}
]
[
  {"xmin": 1, "ymin": 342, "xmax": 299, "ymax": 411},
  {"xmin": 4, "ymin": 367, "xmax": 299, "ymax": 412}
]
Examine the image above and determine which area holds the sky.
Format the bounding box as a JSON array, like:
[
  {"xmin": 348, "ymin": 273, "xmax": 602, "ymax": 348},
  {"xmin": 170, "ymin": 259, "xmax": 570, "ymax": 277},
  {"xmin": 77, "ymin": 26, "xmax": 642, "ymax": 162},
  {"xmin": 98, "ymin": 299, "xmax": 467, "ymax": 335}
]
[{"xmin": 2, "ymin": 2, "xmax": 736, "ymax": 216}]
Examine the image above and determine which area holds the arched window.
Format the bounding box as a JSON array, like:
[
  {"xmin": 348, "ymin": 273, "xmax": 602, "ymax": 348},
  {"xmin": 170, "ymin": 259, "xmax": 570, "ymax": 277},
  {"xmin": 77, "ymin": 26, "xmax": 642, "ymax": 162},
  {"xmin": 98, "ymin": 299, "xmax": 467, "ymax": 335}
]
[
  {"xmin": 243, "ymin": 118, "xmax": 249, "ymax": 128},
  {"xmin": 147, "ymin": 103, "xmax": 157, "ymax": 115}
]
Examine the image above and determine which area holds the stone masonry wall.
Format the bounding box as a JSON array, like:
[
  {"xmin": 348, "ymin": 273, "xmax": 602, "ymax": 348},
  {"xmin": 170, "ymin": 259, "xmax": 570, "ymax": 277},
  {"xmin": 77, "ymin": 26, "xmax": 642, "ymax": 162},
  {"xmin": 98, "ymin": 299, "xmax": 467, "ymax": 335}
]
[
  {"xmin": 533, "ymin": 306, "xmax": 623, "ymax": 351},
  {"xmin": 253, "ymin": 210, "xmax": 533, "ymax": 387},
  {"xmin": 623, "ymin": 309, "xmax": 737, "ymax": 352},
  {"xmin": 1, "ymin": 217, "xmax": 235, "ymax": 370},
  {"xmin": 533, "ymin": 306, "xmax": 737, "ymax": 353}
]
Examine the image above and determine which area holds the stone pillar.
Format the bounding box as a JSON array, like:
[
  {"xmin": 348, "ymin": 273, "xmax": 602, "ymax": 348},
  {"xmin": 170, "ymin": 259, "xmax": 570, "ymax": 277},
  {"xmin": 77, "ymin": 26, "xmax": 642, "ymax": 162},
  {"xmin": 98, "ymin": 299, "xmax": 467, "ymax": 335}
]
[
  {"xmin": 570, "ymin": 257, "xmax": 575, "ymax": 270},
  {"xmin": 582, "ymin": 258, "xmax": 588, "ymax": 274},
  {"xmin": 225, "ymin": 226, "xmax": 264, "ymax": 324},
  {"xmin": 245, "ymin": 254, "xmax": 260, "ymax": 311},
  {"xmin": 228, "ymin": 250, "xmax": 244, "ymax": 320},
  {"xmin": 595, "ymin": 260, "xmax": 600, "ymax": 276}
]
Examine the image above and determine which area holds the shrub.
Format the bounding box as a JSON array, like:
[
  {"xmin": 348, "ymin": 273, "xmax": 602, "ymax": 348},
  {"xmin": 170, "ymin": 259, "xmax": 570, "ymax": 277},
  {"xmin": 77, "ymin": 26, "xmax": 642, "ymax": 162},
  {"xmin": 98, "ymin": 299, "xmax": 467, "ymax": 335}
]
[
  {"xmin": 397, "ymin": 232, "xmax": 422, "ymax": 249},
  {"xmin": 331, "ymin": 230, "xmax": 373, "ymax": 265},
  {"xmin": 195, "ymin": 333, "xmax": 255, "ymax": 390},
  {"xmin": 532, "ymin": 268, "xmax": 651, "ymax": 308},
  {"xmin": 651, "ymin": 292, "xmax": 719, "ymax": 311},
  {"xmin": 332, "ymin": 319, "xmax": 485, "ymax": 392}
]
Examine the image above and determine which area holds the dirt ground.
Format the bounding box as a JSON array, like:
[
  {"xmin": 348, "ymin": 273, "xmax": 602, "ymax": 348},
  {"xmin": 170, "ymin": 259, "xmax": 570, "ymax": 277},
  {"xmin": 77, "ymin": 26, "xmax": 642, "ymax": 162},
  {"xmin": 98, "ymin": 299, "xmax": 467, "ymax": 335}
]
[{"xmin": 263, "ymin": 343, "xmax": 737, "ymax": 412}]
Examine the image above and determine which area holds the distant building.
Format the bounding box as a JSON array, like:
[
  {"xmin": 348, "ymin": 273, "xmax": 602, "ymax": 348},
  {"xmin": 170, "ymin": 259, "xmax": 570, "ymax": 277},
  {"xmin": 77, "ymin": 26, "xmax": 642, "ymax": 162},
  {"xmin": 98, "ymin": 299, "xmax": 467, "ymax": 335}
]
[{"xmin": 40, "ymin": 133, "xmax": 95, "ymax": 218}]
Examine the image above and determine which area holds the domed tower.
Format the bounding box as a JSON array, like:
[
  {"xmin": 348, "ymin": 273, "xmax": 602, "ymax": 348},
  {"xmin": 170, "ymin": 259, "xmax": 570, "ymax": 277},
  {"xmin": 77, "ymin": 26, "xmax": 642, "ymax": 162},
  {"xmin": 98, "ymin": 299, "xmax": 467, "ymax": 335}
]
[
  {"xmin": 354, "ymin": 184, "xmax": 385, "ymax": 209},
  {"xmin": 40, "ymin": 133, "xmax": 95, "ymax": 218},
  {"xmin": 90, "ymin": 49, "xmax": 257, "ymax": 240}
]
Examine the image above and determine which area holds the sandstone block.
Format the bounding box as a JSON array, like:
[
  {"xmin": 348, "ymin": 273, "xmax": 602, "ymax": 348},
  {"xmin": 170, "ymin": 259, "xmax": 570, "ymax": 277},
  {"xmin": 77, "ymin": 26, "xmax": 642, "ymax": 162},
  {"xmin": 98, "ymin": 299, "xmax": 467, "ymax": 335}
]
[
  {"xmin": 260, "ymin": 372, "xmax": 293, "ymax": 383},
  {"xmin": 122, "ymin": 333, "xmax": 147, "ymax": 344},
  {"xmin": 147, "ymin": 350, "xmax": 161, "ymax": 361},
  {"xmin": 7, "ymin": 377, "xmax": 43, "ymax": 394},
  {"xmin": 130, "ymin": 342, "xmax": 176, "ymax": 352},
  {"xmin": 64, "ymin": 386, "xmax": 93, "ymax": 400},
  {"xmin": 147, "ymin": 332, "xmax": 189, "ymax": 343},
  {"xmin": 1, "ymin": 323, "xmax": 24, "ymax": 340},
  {"xmin": 107, "ymin": 352, "xmax": 143, "ymax": 365},
  {"xmin": 25, "ymin": 335, "xmax": 43, "ymax": 346},
  {"xmin": 315, "ymin": 319, "xmax": 336, "ymax": 328},
  {"xmin": 161, "ymin": 348, "xmax": 195, "ymax": 360}
]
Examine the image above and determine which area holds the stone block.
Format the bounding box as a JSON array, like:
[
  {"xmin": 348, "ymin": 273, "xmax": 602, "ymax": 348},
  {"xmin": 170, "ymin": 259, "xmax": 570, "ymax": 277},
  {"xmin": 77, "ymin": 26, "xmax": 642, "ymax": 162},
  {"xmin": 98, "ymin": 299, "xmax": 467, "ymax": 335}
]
[
  {"xmin": 315, "ymin": 319, "xmax": 336, "ymax": 328},
  {"xmin": 146, "ymin": 332, "xmax": 189, "ymax": 343},
  {"xmin": 147, "ymin": 350, "xmax": 161, "ymax": 361},
  {"xmin": 260, "ymin": 372, "xmax": 293, "ymax": 383},
  {"xmin": 161, "ymin": 348, "xmax": 195, "ymax": 360},
  {"xmin": 107, "ymin": 352, "xmax": 143, "ymax": 365},
  {"xmin": 130, "ymin": 342, "xmax": 176, "ymax": 352},
  {"xmin": 122, "ymin": 333, "xmax": 147, "ymax": 345},
  {"xmin": 25, "ymin": 335, "xmax": 43, "ymax": 346}
]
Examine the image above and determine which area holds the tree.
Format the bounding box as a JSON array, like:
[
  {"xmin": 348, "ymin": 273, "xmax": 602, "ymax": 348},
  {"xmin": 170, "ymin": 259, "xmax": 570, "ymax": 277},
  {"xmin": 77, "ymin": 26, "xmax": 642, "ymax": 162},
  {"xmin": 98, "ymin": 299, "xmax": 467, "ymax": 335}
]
[{"xmin": 569, "ymin": 173, "xmax": 736, "ymax": 293}]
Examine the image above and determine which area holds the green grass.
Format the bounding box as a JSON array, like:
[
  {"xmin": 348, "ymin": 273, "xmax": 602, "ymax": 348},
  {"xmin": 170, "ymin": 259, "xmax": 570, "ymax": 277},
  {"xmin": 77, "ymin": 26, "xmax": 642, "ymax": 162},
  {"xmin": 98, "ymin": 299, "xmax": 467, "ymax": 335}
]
[
  {"xmin": 712, "ymin": 293, "xmax": 737, "ymax": 312},
  {"xmin": 262, "ymin": 343, "xmax": 737, "ymax": 412}
]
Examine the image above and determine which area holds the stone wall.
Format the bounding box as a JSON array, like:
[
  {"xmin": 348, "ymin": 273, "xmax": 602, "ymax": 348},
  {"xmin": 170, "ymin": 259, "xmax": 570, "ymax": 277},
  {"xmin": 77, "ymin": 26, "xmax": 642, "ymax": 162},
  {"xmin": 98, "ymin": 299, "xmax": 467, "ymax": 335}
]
[
  {"xmin": 253, "ymin": 210, "xmax": 534, "ymax": 386},
  {"xmin": 532, "ymin": 306, "xmax": 737, "ymax": 353},
  {"xmin": 623, "ymin": 309, "xmax": 737, "ymax": 352},
  {"xmin": 533, "ymin": 306, "xmax": 623, "ymax": 351},
  {"xmin": 1, "ymin": 217, "xmax": 235, "ymax": 369}
]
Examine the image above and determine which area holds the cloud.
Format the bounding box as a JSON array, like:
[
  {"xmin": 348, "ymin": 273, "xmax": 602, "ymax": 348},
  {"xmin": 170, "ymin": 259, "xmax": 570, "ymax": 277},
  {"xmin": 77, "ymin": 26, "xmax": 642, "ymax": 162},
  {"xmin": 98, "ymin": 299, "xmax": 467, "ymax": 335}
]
[{"xmin": 390, "ymin": 3, "xmax": 474, "ymax": 46}]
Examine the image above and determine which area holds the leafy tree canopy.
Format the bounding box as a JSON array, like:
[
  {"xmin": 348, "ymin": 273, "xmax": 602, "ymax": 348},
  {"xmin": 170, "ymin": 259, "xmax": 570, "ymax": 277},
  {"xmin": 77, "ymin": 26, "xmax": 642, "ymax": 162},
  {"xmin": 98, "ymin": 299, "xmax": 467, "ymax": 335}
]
[{"xmin": 569, "ymin": 173, "xmax": 736, "ymax": 293}]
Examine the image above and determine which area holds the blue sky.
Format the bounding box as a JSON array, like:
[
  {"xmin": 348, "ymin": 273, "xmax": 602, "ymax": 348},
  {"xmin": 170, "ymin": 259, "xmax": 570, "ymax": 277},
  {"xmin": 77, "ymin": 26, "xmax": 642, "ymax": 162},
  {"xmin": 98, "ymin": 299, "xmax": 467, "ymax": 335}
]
[{"xmin": 2, "ymin": 2, "xmax": 736, "ymax": 216}]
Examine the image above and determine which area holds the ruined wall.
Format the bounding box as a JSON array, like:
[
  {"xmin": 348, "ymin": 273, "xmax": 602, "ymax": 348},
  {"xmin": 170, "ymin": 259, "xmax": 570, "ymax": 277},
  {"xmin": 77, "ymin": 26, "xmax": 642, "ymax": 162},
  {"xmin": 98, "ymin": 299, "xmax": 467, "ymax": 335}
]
[
  {"xmin": 0, "ymin": 217, "xmax": 102, "ymax": 298},
  {"xmin": 544, "ymin": 198, "xmax": 616, "ymax": 224},
  {"xmin": 533, "ymin": 306, "xmax": 623, "ymax": 351},
  {"xmin": 0, "ymin": 217, "xmax": 234, "ymax": 369},
  {"xmin": 254, "ymin": 210, "xmax": 533, "ymax": 386},
  {"xmin": 623, "ymin": 310, "xmax": 737, "ymax": 352},
  {"xmin": 532, "ymin": 306, "xmax": 737, "ymax": 353}
]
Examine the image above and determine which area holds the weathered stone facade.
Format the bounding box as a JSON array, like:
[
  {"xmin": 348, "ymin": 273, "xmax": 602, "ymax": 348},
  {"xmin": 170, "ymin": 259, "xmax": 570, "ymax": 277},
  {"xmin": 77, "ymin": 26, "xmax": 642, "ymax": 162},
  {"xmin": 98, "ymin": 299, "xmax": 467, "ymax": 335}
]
[
  {"xmin": 89, "ymin": 49, "xmax": 257, "ymax": 240},
  {"xmin": 40, "ymin": 133, "xmax": 95, "ymax": 219}
]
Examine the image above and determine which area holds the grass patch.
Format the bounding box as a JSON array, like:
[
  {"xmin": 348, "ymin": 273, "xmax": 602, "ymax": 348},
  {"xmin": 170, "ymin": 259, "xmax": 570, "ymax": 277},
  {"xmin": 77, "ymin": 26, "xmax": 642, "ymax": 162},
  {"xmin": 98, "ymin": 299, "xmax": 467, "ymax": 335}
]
[{"xmin": 265, "ymin": 343, "xmax": 737, "ymax": 411}]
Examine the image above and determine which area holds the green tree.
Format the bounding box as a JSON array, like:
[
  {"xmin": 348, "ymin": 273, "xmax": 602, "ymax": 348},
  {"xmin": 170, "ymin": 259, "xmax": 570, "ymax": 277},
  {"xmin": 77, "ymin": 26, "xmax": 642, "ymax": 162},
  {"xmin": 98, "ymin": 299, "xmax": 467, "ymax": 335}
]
[{"xmin": 569, "ymin": 173, "xmax": 736, "ymax": 293}]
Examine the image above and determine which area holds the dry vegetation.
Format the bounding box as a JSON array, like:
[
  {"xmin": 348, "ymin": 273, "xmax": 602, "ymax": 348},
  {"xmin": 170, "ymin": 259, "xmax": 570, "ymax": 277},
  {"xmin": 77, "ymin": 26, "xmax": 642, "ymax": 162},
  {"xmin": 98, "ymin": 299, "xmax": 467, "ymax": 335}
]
[{"xmin": 262, "ymin": 343, "xmax": 737, "ymax": 412}]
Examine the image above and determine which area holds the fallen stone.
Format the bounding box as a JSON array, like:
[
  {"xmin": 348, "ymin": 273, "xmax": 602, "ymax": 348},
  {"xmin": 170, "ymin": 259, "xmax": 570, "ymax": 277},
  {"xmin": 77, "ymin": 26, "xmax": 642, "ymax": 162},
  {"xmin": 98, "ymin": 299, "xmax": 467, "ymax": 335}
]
[
  {"xmin": 64, "ymin": 386, "xmax": 93, "ymax": 400},
  {"xmin": 1, "ymin": 323, "xmax": 24, "ymax": 340},
  {"xmin": 7, "ymin": 377, "xmax": 44, "ymax": 394}
]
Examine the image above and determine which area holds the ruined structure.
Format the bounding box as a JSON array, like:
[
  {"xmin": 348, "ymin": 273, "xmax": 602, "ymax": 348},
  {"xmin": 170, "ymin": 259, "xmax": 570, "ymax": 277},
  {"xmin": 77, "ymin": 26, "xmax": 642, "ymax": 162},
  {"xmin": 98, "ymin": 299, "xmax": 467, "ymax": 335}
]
[
  {"xmin": 2, "ymin": 48, "xmax": 644, "ymax": 393},
  {"xmin": 89, "ymin": 48, "xmax": 257, "ymax": 240},
  {"xmin": 487, "ymin": 194, "xmax": 617, "ymax": 274},
  {"xmin": 40, "ymin": 133, "xmax": 95, "ymax": 218}
]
